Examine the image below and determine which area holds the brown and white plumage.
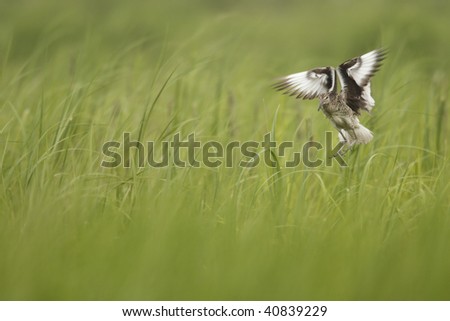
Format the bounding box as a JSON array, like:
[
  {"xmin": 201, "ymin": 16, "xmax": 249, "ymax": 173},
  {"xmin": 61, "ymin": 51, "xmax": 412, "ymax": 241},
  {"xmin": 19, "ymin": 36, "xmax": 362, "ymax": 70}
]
[{"xmin": 274, "ymin": 49, "xmax": 387, "ymax": 147}]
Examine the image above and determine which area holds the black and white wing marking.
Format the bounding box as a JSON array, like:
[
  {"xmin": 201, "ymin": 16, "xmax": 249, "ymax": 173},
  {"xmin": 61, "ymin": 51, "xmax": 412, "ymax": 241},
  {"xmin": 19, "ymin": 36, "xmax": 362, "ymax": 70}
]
[
  {"xmin": 273, "ymin": 67, "xmax": 335, "ymax": 100},
  {"xmin": 345, "ymin": 49, "xmax": 387, "ymax": 87},
  {"xmin": 337, "ymin": 49, "xmax": 387, "ymax": 113}
]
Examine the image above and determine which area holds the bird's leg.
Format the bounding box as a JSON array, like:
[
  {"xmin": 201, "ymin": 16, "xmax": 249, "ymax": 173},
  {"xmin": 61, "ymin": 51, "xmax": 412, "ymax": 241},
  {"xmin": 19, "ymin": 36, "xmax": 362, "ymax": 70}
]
[
  {"xmin": 339, "ymin": 130, "xmax": 347, "ymax": 143},
  {"xmin": 327, "ymin": 129, "xmax": 348, "ymax": 159},
  {"xmin": 328, "ymin": 142, "xmax": 349, "ymax": 159},
  {"xmin": 338, "ymin": 145, "xmax": 350, "ymax": 156}
]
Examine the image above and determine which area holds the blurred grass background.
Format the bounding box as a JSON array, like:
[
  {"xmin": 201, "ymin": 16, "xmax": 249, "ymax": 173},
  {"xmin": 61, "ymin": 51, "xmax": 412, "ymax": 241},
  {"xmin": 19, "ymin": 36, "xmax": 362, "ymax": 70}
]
[{"xmin": 0, "ymin": 0, "xmax": 449, "ymax": 300}]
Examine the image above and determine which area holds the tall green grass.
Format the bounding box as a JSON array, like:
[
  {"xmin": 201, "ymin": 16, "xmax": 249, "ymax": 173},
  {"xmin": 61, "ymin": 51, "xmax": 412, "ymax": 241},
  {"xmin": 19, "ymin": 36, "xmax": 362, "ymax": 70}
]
[{"xmin": 0, "ymin": 0, "xmax": 449, "ymax": 300}]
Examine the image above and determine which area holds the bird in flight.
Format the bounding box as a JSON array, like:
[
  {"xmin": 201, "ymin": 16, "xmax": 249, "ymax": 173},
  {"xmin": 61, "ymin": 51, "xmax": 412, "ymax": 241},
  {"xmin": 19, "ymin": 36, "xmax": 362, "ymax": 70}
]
[{"xmin": 273, "ymin": 49, "xmax": 387, "ymax": 151}]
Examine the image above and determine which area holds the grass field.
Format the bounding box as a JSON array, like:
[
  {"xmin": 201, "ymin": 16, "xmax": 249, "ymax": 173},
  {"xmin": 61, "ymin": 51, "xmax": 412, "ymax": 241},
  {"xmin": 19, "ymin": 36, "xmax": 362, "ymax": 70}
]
[{"xmin": 0, "ymin": 0, "xmax": 449, "ymax": 300}]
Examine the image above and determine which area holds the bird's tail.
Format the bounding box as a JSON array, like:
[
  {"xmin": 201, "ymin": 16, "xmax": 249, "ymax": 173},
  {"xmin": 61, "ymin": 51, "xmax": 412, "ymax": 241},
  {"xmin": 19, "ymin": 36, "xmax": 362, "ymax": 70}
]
[{"xmin": 339, "ymin": 125, "xmax": 373, "ymax": 146}]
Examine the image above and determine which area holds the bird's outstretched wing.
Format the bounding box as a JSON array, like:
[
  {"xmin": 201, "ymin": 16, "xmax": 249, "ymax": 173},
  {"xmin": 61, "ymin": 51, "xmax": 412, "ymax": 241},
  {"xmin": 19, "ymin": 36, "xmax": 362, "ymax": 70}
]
[
  {"xmin": 338, "ymin": 49, "xmax": 387, "ymax": 113},
  {"xmin": 343, "ymin": 49, "xmax": 387, "ymax": 87},
  {"xmin": 273, "ymin": 67, "xmax": 334, "ymax": 100}
]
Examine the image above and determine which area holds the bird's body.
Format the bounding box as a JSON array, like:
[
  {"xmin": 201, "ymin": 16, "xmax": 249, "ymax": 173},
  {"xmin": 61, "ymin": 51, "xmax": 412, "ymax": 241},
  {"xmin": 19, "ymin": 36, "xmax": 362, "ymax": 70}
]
[
  {"xmin": 319, "ymin": 89, "xmax": 373, "ymax": 145},
  {"xmin": 274, "ymin": 49, "xmax": 386, "ymax": 148}
]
